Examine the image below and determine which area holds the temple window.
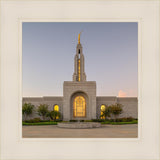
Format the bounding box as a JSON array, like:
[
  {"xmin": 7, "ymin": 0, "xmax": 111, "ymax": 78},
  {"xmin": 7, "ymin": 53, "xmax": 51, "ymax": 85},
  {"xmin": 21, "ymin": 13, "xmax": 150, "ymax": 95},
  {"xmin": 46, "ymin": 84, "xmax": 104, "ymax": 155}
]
[
  {"xmin": 54, "ymin": 105, "xmax": 59, "ymax": 119},
  {"xmin": 78, "ymin": 59, "xmax": 80, "ymax": 81},
  {"xmin": 101, "ymin": 105, "xmax": 106, "ymax": 119}
]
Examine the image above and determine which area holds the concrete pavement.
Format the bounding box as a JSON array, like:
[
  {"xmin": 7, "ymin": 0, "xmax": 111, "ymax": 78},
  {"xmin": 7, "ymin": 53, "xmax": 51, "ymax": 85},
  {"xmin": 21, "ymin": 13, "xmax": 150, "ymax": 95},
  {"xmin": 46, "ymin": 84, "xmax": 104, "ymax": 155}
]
[{"xmin": 22, "ymin": 124, "xmax": 138, "ymax": 138}]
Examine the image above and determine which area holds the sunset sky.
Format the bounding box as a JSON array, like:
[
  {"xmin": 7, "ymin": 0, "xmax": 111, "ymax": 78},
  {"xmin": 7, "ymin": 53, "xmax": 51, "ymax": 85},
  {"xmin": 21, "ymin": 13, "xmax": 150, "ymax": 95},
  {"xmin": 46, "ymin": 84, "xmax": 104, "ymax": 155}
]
[{"xmin": 22, "ymin": 22, "xmax": 138, "ymax": 97}]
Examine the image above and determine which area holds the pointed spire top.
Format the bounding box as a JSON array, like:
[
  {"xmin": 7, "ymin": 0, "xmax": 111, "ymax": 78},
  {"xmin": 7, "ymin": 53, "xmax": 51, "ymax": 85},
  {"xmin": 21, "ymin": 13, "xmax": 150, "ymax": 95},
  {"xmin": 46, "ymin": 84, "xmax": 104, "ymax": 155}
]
[{"xmin": 78, "ymin": 31, "xmax": 82, "ymax": 44}]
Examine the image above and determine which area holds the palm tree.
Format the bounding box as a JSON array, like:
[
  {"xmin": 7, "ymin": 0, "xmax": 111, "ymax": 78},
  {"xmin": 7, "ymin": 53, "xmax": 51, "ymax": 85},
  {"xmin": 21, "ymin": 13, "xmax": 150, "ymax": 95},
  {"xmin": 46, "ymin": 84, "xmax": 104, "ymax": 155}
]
[
  {"xmin": 22, "ymin": 103, "xmax": 34, "ymax": 121},
  {"xmin": 37, "ymin": 104, "xmax": 49, "ymax": 120}
]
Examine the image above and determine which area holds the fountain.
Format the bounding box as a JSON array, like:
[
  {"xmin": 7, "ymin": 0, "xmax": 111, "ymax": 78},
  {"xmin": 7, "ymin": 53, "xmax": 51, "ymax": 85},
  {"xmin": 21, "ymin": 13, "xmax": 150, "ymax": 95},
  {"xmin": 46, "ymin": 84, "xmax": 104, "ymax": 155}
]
[{"xmin": 57, "ymin": 121, "xmax": 101, "ymax": 129}]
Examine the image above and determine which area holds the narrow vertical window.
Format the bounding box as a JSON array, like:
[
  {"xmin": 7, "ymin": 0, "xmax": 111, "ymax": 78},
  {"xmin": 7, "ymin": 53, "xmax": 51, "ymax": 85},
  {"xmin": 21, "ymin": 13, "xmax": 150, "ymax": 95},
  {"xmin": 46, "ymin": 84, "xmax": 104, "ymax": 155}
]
[
  {"xmin": 78, "ymin": 59, "xmax": 80, "ymax": 81},
  {"xmin": 101, "ymin": 105, "xmax": 106, "ymax": 119},
  {"xmin": 54, "ymin": 105, "xmax": 59, "ymax": 119},
  {"xmin": 54, "ymin": 105, "xmax": 59, "ymax": 111}
]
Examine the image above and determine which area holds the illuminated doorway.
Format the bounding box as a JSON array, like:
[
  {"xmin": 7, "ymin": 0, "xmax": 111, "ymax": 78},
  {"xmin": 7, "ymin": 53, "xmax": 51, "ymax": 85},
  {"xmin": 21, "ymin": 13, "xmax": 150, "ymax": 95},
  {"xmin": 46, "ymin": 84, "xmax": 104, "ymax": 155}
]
[{"xmin": 73, "ymin": 96, "xmax": 86, "ymax": 117}]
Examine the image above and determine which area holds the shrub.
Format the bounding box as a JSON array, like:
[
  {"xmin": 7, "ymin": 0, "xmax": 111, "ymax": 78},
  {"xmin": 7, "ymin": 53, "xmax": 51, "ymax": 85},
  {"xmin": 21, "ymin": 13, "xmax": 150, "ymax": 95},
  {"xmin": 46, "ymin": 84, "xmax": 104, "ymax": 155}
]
[
  {"xmin": 24, "ymin": 118, "xmax": 62, "ymax": 123},
  {"xmin": 109, "ymin": 119, "xmax": 115, "ymax": 122},
  {"xmin": 84, "ymin": 120, "xmax": 92, "ymax": 122},
  {"xmin": 54, "ymin": 119, "xmax": 62, "ymax": 122},
  {"xmin": 25, "ymin": 119, "xmax": 34, "ymax": 123},
  {"xmin": 101, "ymin": 120, "xmax": 138, "ymax": 125},
  {"xmin": 91, "ymin": 119, "xmax": 105, "ymax": 122},
  {"xmin": 100, "ymin": 105, "xmax": 112, "ymax": 120},
  {"xmin": 109, "ymin": 117, "xmax": 135, "ymax": 122},
  {"xmin": 25, "ymin": 118, "xmax": 41, "ymax": 123},
  {"xmin": 91, "ymin": 119, "xmax": 98, "ymax": 122},
  {"xmin": 110, "ymin": 103, "xmax": 123, "ymax": 121},
  {"xmin": 33, "ymin": 118, "xmax": 41, "ymax": 123},
  {"xmin": 32, "ymin": 118, "xmax": 41, "ymax": 122},
  {"xmin": 23, "ymin": 121, "xmax": 58, "ymax": 125},
  {"xmin": 126, "ymin": 117, "xmax": 134, "ymax": 122},
  {"xmin": 69, "ymin": 120, "xmax": 78, "ymax": 122},
  {"xmin": 47, "ymin": 110, "xmax": 61, "ymax": 121}
]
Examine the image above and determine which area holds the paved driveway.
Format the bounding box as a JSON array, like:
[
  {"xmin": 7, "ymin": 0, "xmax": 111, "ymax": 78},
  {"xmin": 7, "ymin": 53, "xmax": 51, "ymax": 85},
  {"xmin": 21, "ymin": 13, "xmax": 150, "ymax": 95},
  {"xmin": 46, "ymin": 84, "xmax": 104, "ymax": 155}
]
[{"xmin": 22, "ymin": 124, "xmax": 138, "ymax": 138}]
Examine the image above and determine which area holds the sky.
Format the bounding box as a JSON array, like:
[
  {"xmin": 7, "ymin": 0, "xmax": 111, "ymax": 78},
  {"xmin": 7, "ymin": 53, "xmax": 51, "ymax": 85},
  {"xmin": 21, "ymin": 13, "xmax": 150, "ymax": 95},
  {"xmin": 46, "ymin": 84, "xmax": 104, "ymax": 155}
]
[{"xmin": 22, "ymin": 22, "xmax": 138, "ymax": 97}]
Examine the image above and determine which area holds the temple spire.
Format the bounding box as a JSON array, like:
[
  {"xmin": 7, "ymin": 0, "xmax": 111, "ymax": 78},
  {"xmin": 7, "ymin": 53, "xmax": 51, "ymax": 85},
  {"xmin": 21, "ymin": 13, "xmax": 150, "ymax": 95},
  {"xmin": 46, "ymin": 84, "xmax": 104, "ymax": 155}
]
[{"xmin": 73, "ymin": 33, "xmax": 86, "ymax": 82}]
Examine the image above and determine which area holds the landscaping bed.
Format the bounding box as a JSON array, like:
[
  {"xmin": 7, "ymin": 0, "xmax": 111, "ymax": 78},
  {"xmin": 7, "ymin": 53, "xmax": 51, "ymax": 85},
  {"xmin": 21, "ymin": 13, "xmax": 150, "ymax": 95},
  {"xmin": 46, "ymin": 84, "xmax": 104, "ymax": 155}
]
[{"xmin": 22, "ymin": 119, "xmax": 138, "ymax": 126}]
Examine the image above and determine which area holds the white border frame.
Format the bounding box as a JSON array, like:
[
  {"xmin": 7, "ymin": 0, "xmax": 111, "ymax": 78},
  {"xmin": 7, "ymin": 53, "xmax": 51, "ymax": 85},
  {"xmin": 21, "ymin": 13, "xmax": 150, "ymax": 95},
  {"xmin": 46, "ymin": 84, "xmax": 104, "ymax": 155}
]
[
  {"xmin": 0, "ymin": 0, "xmax": 159, "ymax": 160},
  {"xmin": 19, "ymin": 18, "xmax": 142, "ymax": 142}
]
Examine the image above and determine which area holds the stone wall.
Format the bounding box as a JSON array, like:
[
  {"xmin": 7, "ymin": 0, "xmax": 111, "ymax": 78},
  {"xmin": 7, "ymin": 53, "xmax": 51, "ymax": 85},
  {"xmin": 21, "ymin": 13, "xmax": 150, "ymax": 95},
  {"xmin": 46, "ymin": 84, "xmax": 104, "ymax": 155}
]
[
  {"xmin": 96, "ymin": 96, "xmax": 138, "ymax": 119},
  {"xmin": 96, "ymin": 97, "xmax": 117, "ymax": 118},
  {"xmin": 22, "ymin": 96, "xmax": 138, "ymax": 120},
  {"xmin": 117, "ymin": 97, "xmax": 138, "ymax": 118},
  {"xmin": 23, "ymin": 97, "xmax": 63, "ymax": 120}
]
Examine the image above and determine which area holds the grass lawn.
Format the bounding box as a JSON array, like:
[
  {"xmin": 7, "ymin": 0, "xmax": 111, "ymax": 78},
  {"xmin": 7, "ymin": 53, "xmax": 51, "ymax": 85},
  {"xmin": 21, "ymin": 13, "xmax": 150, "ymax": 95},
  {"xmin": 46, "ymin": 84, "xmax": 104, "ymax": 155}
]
[
  {"xmin": 101, "ymin": 120, "xmax": 138, "ymax": 125},
  {"xmin": 22, "ymin": 121, "xmax": 58, "ymax": 125},
  {"xmin": 22, "ymin": 120, "xmax": 137, "ymax": 126}
]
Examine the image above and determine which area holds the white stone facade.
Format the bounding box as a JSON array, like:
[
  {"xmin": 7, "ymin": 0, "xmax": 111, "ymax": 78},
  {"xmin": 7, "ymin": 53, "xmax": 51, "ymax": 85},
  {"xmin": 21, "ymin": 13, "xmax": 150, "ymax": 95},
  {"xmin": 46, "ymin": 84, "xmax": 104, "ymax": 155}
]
[
  {"xmin": 63, "ymin": 81, "xmax": 96, "ymax": 121},
  {"xmin": 23, "ymin": 96, "xmax": 138, "ymax": 120},
  {"xmin": 96, "ymin": 97, "xmax": 138, "ymax": 119}
]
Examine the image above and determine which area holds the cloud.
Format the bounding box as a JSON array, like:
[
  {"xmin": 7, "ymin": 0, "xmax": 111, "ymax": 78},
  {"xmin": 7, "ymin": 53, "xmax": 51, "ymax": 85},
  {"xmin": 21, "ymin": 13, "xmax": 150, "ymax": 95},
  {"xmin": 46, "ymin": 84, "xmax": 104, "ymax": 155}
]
[{"xmin": 118, "ymin": 90, "xmax": 127, "ymax": 97}]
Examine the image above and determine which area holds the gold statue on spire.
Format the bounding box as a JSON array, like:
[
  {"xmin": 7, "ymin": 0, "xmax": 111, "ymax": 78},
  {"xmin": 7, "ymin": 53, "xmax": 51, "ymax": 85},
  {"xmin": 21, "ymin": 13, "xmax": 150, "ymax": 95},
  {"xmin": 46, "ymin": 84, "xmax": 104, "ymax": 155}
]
[{"xmin": 78, "ymin": 32, "xmax": 82, "ymax": 44}]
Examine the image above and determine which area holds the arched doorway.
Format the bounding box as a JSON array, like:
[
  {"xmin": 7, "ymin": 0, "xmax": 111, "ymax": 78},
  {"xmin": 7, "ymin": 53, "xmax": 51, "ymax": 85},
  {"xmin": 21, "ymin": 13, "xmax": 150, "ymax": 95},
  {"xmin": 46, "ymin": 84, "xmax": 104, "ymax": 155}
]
[{"xmin": 73, "ymin": 95, "xmax": 86, "ymax": 118}]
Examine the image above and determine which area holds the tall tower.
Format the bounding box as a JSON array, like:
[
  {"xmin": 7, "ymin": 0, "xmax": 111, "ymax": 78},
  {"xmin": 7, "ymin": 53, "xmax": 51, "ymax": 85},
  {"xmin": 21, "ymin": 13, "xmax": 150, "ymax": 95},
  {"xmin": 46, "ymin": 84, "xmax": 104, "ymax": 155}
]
[
  {"xmin": 73, "ymin": 33, "xmax": 86, "ymax": 82},
  {"xmin": 63, "ymin": 33, "xmax": 96, "ymax": 121}
]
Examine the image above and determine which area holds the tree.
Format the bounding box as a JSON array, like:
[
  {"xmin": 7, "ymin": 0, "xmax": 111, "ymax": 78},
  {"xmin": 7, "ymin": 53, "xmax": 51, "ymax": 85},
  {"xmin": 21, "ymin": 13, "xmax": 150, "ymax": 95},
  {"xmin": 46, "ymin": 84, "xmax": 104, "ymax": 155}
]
[
  {"xmin": 47, "ymin": 110, "xmax": 61, "ymax": 121},
  {"xmin": 37, "ymin": 104, "xmax": 49, "ymax": 120},
  {"xmin": 22, "ymin": 103, "xmax": 34, "ymax": 121},
  {"xmin": 101, "ymin": 106, "xmax": 112, "ymax": 120},
  {"xmin": 110, "ymin": 103, "xmax": 123, "ymax": 121}
]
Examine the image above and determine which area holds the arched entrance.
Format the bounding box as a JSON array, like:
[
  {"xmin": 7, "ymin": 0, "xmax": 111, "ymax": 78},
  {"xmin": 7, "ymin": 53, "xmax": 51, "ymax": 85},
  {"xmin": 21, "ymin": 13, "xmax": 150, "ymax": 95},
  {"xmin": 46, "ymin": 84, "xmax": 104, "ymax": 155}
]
[{"xmin": 73, "ymin": 96, "xmax": 86, "ymax": 118}]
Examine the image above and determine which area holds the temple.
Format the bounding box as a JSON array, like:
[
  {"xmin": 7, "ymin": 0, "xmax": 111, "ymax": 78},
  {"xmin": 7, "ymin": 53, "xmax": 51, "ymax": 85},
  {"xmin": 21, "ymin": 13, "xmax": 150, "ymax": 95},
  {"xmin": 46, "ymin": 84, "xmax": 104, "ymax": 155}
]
[{"xmin": 23, "ymin": 34, "xmax": 138, "ymax": 121}]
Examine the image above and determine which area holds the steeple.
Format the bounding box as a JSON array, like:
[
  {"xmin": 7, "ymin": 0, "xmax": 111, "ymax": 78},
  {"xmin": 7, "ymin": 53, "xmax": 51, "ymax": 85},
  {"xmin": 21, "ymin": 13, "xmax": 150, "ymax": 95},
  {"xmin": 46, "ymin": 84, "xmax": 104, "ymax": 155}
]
[{"xmin": 73, "ymin": 33, "xmax": 86, "ymax": 82}]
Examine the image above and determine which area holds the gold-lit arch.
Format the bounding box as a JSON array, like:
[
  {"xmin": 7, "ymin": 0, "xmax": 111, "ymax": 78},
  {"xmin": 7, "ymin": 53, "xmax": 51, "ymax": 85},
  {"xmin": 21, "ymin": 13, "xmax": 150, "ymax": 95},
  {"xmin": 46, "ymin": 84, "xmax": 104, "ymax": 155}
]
[
  {"xmin": 54, "ymin": 105, "xmax": 59, "ymax": 112},
  {"xmin": 101, "ymin": 105, "xmax": 106, "ymax": 119},
  {"xmin": 54, "ymin": 105, "xmax": 59, "ymax": 119},
  {"xmin": 78, "ymin": 59, "xmax": 80, "ymax": 81},
  {"xmin": 73, "ymin": 96, "xmax": 86, "ymax": 117}
]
